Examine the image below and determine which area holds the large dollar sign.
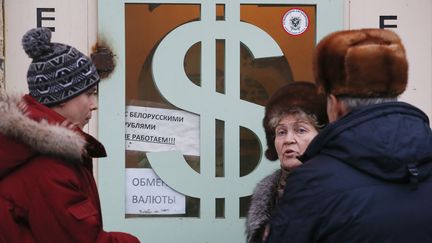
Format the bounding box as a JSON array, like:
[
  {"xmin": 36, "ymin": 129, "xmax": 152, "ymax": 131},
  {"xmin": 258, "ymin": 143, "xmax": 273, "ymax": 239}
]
[{"xmin": 147, "ymin": 2, "xmax": 282, "ymax": 216}]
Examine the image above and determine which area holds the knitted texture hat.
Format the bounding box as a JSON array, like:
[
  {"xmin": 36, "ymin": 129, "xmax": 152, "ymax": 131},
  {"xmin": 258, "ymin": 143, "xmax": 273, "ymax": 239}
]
[
  {"xmin": 22, "ymin": 27, "xmax": 100, "ymax": 106},
  {"xmin": 263, "ymin": 81, "xmax": 328, "ymax": 161},
  {"xmin": 313, "ymin": 28, "xmax": 408, "ymax": 98}
]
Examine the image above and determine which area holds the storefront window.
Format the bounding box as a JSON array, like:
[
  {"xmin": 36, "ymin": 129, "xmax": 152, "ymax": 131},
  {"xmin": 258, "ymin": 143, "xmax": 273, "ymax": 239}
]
[{"xmin": 124, "ymin": 3, "xmax": 315, "ymax": 218}]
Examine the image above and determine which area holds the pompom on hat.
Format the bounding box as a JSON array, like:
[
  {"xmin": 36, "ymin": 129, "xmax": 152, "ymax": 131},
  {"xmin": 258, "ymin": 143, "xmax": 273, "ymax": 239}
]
[
  {"xmin": 22, "ymin": 27, "xmax": 100, "ymax": 106},
  {"xmin": 263, "ymin": 82, "xmax": 328, "ymax": 161},
  {"xmin": 313, "ymin": 28, "xmax": 408, "ymax": 98}
]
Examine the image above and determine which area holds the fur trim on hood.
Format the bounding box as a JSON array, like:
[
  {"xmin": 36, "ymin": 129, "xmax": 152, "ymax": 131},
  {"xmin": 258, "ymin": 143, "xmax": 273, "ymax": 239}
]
[{"xmin": 0, "ymin": 93, "xmax": 85, "ymax": 162}]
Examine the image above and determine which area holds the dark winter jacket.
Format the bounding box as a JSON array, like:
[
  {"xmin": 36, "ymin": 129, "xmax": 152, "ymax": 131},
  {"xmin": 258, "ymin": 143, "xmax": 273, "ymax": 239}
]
[
  {"xmin": 0, "ymin": 94, "xmax": 139, "ymax": 243},
  {"xmin": 267, "ymin": 102, "xmax": 432, "ymax": 243}
]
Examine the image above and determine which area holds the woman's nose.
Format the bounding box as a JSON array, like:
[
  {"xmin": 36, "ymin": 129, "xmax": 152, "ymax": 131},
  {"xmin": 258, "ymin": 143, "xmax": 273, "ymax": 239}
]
[{"xmin": 284, "ymin": 131, "xmax": 296, "ymax": 144}]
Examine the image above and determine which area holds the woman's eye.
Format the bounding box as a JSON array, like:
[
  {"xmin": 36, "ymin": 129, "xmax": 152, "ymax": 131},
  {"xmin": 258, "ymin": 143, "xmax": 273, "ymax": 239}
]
[
  {"xmin": 276, "ymin": 130, "xmax": 287, "ymax": 137},
  {"xmin": 296, "ymin": 127, "xmax": 308, "ymax": 134}
]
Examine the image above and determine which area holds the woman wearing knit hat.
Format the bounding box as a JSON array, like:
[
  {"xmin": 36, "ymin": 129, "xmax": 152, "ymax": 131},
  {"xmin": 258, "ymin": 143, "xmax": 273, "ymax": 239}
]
[
  {"xmin": 245, "ymin": 81, "xmax": 328, "ymax": 243},
  {"xmin": 0, "ymin": 28, "xmax": 139, "ymax": 242},
  {"xmin": 267, "ymin": 29, "xmax": 432, "ymax": 243}
]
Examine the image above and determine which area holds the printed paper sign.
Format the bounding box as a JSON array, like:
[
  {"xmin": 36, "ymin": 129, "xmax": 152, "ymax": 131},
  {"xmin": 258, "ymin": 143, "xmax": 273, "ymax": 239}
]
[
  {"xmin": 125, "ymin": 168, "xmax": 186, "ymax": 214},
  {"xmin": 125, "ymin": 106, "xmax": 200, "ymax": 156}
]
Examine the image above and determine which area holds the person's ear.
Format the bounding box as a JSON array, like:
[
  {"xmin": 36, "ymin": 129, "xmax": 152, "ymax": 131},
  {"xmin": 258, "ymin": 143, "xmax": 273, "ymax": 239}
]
[{"xmin": 327, "ymin": 94, "xmax": 347, "ymax": 122}]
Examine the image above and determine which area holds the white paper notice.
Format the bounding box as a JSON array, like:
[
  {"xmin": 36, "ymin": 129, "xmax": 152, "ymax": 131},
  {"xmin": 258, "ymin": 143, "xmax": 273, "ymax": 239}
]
[
  {"xmin": 125, "ymin": 168, "xmax": 186, "ymax": 214},
  {"xmin": 125, "ymin": 106, "xmax": 200, "ymax": 156}
]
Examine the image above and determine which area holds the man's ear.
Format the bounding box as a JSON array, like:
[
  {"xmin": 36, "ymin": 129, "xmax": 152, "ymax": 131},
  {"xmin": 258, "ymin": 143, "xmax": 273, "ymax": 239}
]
[{"xmin": 327, "ymin": 94, "xmax": 348, "ymax": 122}]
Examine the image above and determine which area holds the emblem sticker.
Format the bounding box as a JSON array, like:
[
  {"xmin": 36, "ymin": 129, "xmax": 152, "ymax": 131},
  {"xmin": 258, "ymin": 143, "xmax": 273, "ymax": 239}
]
[{"xmin": 282, "ymin": 8, "xmax": 309, "ymax": 36}]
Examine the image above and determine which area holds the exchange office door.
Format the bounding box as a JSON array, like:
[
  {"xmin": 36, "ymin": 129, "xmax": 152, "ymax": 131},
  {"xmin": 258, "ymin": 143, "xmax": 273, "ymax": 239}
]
[{"xmin": 97, "ymin": 1, "xmax": 343, "ymax": 242}]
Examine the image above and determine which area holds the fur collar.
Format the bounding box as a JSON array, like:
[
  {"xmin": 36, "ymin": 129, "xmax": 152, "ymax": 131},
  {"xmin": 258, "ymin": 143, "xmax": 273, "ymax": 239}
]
[
  {"xmin": 0, "ymin": 93, "xmax": 85, "ymax": 162},
  {"xmin": 246, "ymin": 170, "xmax": 281, "ymax": 242}
]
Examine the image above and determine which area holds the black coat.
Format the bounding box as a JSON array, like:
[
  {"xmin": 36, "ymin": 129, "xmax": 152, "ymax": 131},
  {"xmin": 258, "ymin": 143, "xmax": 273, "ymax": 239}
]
[{"xmin": 267, "ymin": 102, "xmax": 432, "ymax": 243}]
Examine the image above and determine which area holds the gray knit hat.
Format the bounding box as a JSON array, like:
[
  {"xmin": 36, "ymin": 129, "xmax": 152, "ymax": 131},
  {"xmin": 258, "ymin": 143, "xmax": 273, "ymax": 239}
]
[{"xmin": 22, "ymin": 27, "xmax": 100, "ymax": 106}]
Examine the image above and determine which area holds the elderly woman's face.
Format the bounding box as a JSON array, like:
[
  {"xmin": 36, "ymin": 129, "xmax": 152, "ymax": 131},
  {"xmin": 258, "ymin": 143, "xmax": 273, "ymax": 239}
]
[{"xmin": 274, "ymin": 114, "xmax": 318, "ymax": 170}]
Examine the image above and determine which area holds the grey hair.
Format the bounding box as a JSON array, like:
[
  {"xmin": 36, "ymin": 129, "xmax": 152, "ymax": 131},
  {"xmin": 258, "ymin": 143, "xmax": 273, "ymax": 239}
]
[
  {"xmin": 338, "ymin": 96, "xmax": 397, "ymax": 111},
  {"xmin": 268, "ymin": 108, "xmax": 322, "ymax": 133}
]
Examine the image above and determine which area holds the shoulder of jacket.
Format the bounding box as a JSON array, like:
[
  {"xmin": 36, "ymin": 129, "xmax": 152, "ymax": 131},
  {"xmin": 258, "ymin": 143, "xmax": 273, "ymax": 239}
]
[
  {"xmin": 254, "ymin": 170, "xmax": 280, "ymax": 195},
  {"xmin": 246, "ymin": 170, "xmax": 281, "ymax": 240},
  {"xmin": 0, "ymin": 94, "xmax": 85, "ymax": 163}
]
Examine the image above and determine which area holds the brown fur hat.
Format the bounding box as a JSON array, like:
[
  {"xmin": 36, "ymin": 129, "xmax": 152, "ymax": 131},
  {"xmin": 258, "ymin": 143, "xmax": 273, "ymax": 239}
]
[
  {"xmin": 313, "ymin": 28, "xmax": 408, "ymax": 97},
  {"xmin": 263, "ymin": 82, "xmax": 328, "ymax": 161}
]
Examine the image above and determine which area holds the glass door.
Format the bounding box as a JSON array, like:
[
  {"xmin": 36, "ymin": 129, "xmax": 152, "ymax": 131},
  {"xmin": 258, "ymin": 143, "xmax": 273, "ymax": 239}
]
[{"xmin": 98, "ymin": 0, "xmax": 343, "ymax": 242}]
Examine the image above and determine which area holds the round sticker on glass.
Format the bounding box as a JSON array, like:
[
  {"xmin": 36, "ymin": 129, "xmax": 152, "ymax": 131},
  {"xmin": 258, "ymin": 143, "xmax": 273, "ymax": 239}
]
[{"xmin": 282, "ymin": 8, "xmax": 309, "ymax": 36}]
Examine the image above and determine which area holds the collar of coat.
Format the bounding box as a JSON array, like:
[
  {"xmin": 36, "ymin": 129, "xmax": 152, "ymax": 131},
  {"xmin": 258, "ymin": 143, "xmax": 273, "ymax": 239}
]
[
  {"xmin": 246, "ymin": 170, "xmax": 281, "ymax": 242},
  {"xmin": 0, "ymin": 93, "xmax": 106, "ymax": 165}
]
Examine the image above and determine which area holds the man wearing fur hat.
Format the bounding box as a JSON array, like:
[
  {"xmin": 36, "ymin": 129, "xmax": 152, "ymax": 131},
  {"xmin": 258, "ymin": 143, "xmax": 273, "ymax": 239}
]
[
  {"xmin": 267, "ymin": 29, "xmax": 432, "ymax": 243},
  {"xmin": 0, "ymin": 28, "xmax": 139, "ymax": 242}
]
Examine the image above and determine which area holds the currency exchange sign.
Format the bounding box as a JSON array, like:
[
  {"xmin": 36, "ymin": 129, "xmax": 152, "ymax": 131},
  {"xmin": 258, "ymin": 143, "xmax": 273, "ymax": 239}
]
[{"xmin": 148, "ymin": 1, "xmax": 282, "ymax": 218}]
